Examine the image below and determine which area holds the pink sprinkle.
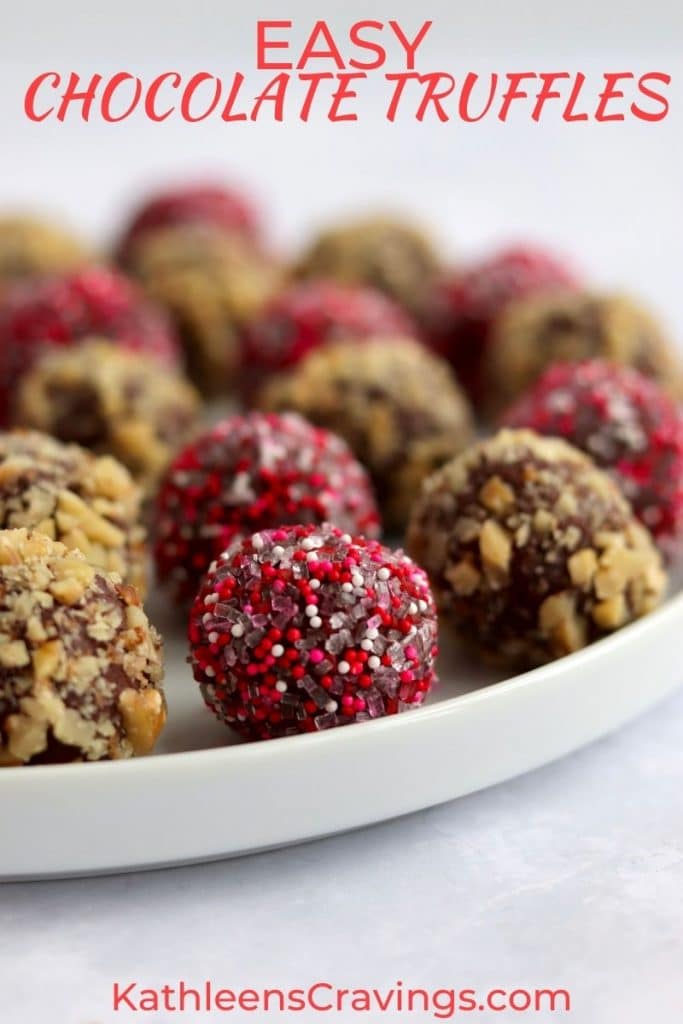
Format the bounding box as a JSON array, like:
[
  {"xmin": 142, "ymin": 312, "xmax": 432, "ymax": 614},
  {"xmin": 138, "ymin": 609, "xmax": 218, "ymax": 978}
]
[
  {"xmin": 309, "ymin": 648, "xmax": 324, "ymax": 664},
  {"xmin": 341, "ymin": 695, "xmax": 354, "ymax": 707},
  {"xmin": 405, "ymin": 645, "xmax": 418, "ymax": 660}
]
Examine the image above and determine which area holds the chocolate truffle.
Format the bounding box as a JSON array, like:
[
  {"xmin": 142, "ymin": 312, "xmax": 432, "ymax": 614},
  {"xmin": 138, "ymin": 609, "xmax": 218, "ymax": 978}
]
[
  {"xmin": 486, "ymin": 292, "xmax": 683, "ymax": 413},
  {"xmin": 117, "ymin": 181, "xmax": 263, "ymax": 263},
  {"xmin": 259, "ymin": 337, "xmax": 474, "ymax": 530},
  {"xmin": 0, "ymin": 215, "xmax": 91, "ymax": 285},
  {"xmin": 241, "ymin": 279, "xmax": 416, "ymax": 398},
  {"xmin": 430, "ymin": 245, "xmax": 580, "ymax": 403},
  {"xmin": 125, "ymin": 224, "xmax": 278, "ymax": 395},
  {"xmin": 0, "ymin": 266, "xmax": 181, "ymax": 427},
  {"xmin": 155, "ymin": 412, "xmax": 380, "ymax": 605},
  {"xmin": 0, "ymin": 529, "xmax": 164, "ymax": 765},
  {"xmin": 503, "ymin": 360, "xmax": 683, "ymax": 549},
  {"xmin": 407, "ymin": 429, "xmax": 667, "ymax": 668},
  {"xmin": 295, "ymin": 215, "xmax": 441, "ymax": 323},
  {"xmin": 0, "ymin": 430, "xmax": 146, "ymax": 594},
  {"xmin": 16, "ymin": 339, "xmax": 201, "ymax": 500},
  {"xmin": 189, "ymin": 522, "xmax": 438, "ymax": 740}
]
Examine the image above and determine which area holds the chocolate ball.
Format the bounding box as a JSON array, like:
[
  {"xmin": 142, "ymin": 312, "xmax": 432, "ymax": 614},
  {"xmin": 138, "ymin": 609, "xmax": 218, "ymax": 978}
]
[
  {"xmin": 0, "ymin": 215, "xmax": 91, "ymax": 286},
  {"xmin": 407, "ymin": 429, "xmax": 667, "ymax": 668},
  {"xmin": 0, "ymin": 529, "xmax": 164, "ymax": 765},
  {"xmin": 188, "ymin": 522, "xmax": 438, "ymax": 740},
  {"xmin": 15, "ymin": 338, "xmax": 201, "ymax": 500},
  {"xmin": 0, "ymin": 430, "xmax": 146, "ymax": 594},
  {"xmin": 155, "ymin": 412, "xmax": 380, "ymax": 606},
  {"xmin": 429, "ymin": 244, "xmax": 580, "ymax": 404},
  {"xmin": 0, "ymin": 266, "xmax": 182, "ymax": 427},
  {"xmin": 125, "ymin": 224, "xmax": 278, "ymax": 395},
  {"xmin": 295, "ymin": 215, "xmax": 442, "ymax": 323},
  {"xmin": 259, "ymin": 337, "xmax": 474, "ymax": 530},
  {"xmin": 117, "ymin": 181, "xmax": 264, "ymax": 263},
  {"xmin": 241, "ymin": 279, "xmax": 416, "ymax": 399},
  {"xmin": 502, "ymin": 360, "xmax": 683, "ymax": 549},
  {"xmin": 486, "ymin": 292, "xmax": 683, "ymax": 413}
]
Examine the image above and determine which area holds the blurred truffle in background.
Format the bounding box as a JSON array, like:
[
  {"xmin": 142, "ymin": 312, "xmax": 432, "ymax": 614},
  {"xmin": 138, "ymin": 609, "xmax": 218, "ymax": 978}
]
[
  {"xmin": 116, "ymin": 181, "xmax": 265, "ymax": 264},
  {"xmin": 486, "ymin": 291, "xmax": 683, "ymax": 414},
  {"xmin": 428, "ymin": 244, "xmax": 581, "ymax": 407},
  {"xmin": 294, "ymin": 214, "xmax": 442, "ymax": 325},
  {"xmin": 0, "ymin": 214, "xmax": 92, "ymax": 288},
  {"xmin": 241, "ymin": 278, "xmax": 417, "ymax": 400},
  {"xmin": 15, "ymin": 339, "xmax": 201, "ymax": 501},
  {"xmin": 123, "ymin": 225, "xmax": 278, "ymax": 396},
  {"xmin": 258, "ymin": 336, "xmax": 474, "ymax": 531},
  {"xmin": 116, "ymin": 180, "xmax": 277, "ymax": 396},
  {"xmin": 0, "ymin": 266, "xmax": 182, "ymax": 426}
]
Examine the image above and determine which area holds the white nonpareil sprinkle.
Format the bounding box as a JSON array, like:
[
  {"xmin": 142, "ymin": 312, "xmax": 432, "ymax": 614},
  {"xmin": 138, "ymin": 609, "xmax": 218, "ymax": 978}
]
[
  {"xmin": 305, "ymin": 604, "xmax": 318, "ymax": 616},
  {"xmin": 368, "ymin": 655, "xmax": 381, "ymax": 670},
  {"xmin": 271, "ymin": 644, "xmax": 284, "ymax": 658},
  {"xmin": 275, "ymin": 681, "xmax": 287, "ymax": 693},
  {"xmin": 325, "ymin": 700, "xmax": 338, "ymax": 713},
  {"xmin": 377, "ymin": 567, "xmax": 391, "ymax": 581},
  {"xmin": 342, "ymin": 582, "xmax": 353, "ymax": 592},
  {"xmin": 231, "ymin": 623, "xmax": 245, "ymax": 637},
  {"xmin": 310, "ymin": 616, "xmax": 322, "ymax": 629},
  {"xmin": 205, "ymin": 666, "xmax": 215, "ymax": 677},
  {"xmin": 309, "ymin": 578, "xmax": 321, "ymax": 590},
  {"xmin": 338, "ymin": 660, "xmax": 350, "ymax": 674}
]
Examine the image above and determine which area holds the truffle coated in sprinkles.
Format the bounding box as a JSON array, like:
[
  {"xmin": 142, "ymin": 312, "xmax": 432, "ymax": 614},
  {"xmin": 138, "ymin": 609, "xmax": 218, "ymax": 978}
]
[
  {"xmin": 502, "ymin": 359, "xmax": 683, "ymax": 547},
  {"xmin": 154, "ymin": 412, "xmax": 381, "ymax": 606},
  {"xmin": 188, "ymin": 522, "xmax": 439, "ymax": 740}
]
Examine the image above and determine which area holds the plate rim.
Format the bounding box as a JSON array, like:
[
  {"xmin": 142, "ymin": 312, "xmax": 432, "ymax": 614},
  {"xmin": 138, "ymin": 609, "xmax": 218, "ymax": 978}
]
[{"xmin": 1, "ymin": 585, "xmax": 682, "ymax": 784}]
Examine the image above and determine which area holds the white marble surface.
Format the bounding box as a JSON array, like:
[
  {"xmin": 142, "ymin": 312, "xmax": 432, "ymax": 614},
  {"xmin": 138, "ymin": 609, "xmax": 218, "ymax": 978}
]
[
  {"xmin": 3, "ymin": 686, "xmax": 683, "ymax": 1023},
  {"xmin": 1, "ymin": 2, "xmax": 683, "ymax": 1019}
]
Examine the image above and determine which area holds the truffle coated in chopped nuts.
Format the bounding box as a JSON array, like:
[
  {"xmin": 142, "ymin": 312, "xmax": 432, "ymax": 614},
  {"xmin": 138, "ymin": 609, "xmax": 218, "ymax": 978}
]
[
  {"xmin": 15, "ymin": 338, "xmax": 201, "ymax": 499},
  {"xmin": 0, "ymin": 216, "xmax": 91, "ymax": 285},
  {"xmin": 258, "ymin": 337, "xmax": 474, "ymax": 530},
  {"xmin": 295, "ymin": 215, "xmax": 442, "ymax": 323},
  {"xmin": 0, "ymin": 529, "xmax": 164, "ymax": 765},
  {"xmin": 486, "ymin": 292, "xmax": 683, "ymax": 412},
  {"xmin": 126, "ymin": 224, "xmax": 279, "ymax": 395},
  {"xmin": 0, "ymin": 430, "xmax": 147, "ymax": 594},
  {"xmin": 406, "ymin": 428, "xmax": 667, "ymax": 667}
]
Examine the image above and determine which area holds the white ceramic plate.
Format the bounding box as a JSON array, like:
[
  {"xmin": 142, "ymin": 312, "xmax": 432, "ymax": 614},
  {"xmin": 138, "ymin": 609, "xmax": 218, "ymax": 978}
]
[{"xmin": 1, "ymin": 579, "xmax": 681, "ymax": 880}]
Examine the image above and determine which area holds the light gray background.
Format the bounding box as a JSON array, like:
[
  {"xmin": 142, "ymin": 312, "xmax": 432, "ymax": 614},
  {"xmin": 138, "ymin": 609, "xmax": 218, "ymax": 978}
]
[{"xmin": 1, "ymin": 2, "xmax": 682, "ymax": 1021}]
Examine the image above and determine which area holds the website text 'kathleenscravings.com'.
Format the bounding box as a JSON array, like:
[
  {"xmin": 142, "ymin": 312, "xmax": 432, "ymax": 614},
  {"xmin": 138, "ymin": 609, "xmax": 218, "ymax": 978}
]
[{"xmin": 112, "ymin": 980, "xmax": 571, "ymax": 1017}]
